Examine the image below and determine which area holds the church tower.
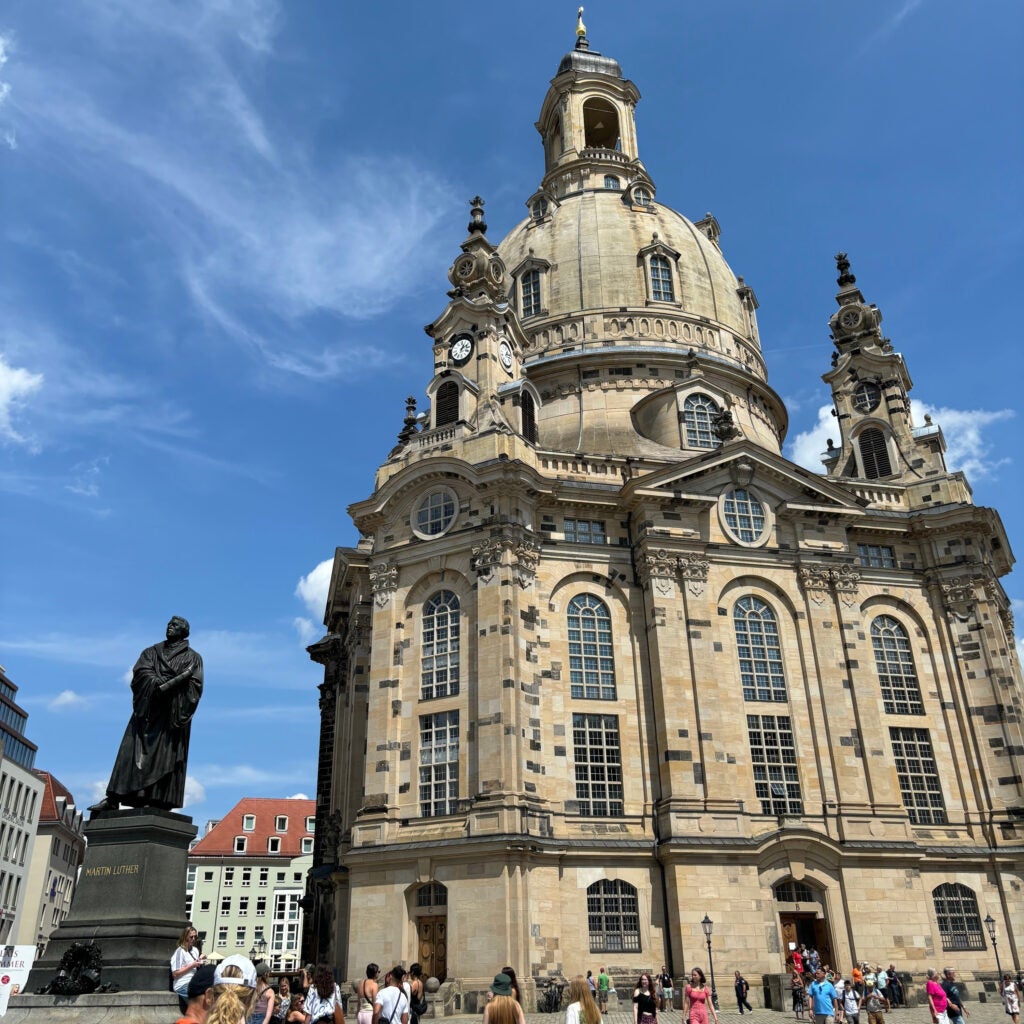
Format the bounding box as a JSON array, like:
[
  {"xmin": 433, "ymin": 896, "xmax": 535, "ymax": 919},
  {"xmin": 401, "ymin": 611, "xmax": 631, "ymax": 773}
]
[{"xmin": 307, "ymin": 16, "xmax": 1023, "ymax": 1001}]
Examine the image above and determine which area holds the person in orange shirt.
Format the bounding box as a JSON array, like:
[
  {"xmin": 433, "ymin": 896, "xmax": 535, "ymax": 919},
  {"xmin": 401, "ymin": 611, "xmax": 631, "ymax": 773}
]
[{"xmin": 851, "ymin": 967, "xmax": 863, "ymax": 996}]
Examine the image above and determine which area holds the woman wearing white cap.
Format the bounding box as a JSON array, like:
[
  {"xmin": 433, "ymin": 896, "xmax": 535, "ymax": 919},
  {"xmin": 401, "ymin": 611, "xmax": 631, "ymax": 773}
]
[{"xmin": 208, "ymin": 955, "xmax": 259, "ymax": 1024}]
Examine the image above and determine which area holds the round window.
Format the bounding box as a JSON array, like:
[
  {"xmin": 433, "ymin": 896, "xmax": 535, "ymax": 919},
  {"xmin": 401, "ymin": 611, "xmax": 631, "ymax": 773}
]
[
  {"xmin": 633, "ymin": 187, "xmax": 652, "ymax": 206},
  {"xmin": 413, "ymin": 489, "xmax": 457, "ymax": 538},
  {"xmin": 719, "ymin": 487, "xmax": 770, "ymax": 546},
  {"xmin": 853, "ymin": 381, "xmax": 882, "ymax": 413}
]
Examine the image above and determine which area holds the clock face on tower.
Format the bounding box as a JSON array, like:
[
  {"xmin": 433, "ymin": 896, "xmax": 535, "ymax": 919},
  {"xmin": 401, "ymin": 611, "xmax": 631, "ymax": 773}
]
[
  {"xmin": 498, "ymin": 340, "xmax": 514, "ymax": 372},
  {"xmin": 449, "ymin": 333, "xmax": 474, "ymax": 366}
]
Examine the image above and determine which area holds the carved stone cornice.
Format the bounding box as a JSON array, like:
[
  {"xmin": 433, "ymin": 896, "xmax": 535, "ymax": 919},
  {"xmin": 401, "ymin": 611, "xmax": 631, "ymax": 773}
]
[
  {"xmin": 798, "ymin": 562, "xmax": 860, "ymax": 606},
  {"xmin": 513, "ymin": 536, "xmax": 541, "ymax": 589},
  {"xmin": 639, "ymin": 548, "xmax": 678, "ymax": 594},
  {"xmin": 307, "ymin": 632, "xmax": 344, "ymax": 666},
  {"xmin": 369, "ymin": 561, "xmax": 398, "ymax": 607},
  {"xmin": 636, "ymin": 549, "xmax": 710, "ymax": 597},
  {"xmin": 471, "ymin": 538, "xmax": 505, "ymax": 582},
  {"xmin": 678, "ymin": 553, "xmax": 710, "ymax": 596},
  {"xmin": 344, "ymin": 608, "xmax": 371, "ymax": 654}
]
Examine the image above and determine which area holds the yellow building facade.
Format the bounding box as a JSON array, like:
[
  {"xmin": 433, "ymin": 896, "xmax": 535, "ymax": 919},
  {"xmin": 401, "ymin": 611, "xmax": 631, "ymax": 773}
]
[{"xmin": 307, "ymin": 23, "xmax": 1023, "ymax": 1006}]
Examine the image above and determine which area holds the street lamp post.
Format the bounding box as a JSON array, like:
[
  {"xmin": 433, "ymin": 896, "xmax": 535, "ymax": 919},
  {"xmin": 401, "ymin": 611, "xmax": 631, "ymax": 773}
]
[
  {"xmin": 701, "ymin": 914, "xmax": 720, "ymax": 1011},
  {"xmin": 249, "ymin": 934, "xmax": 268, "ymax": 962},
  {"xmin": 984, "ymin": 915, "xmax": 1003, "ymax": 983}
]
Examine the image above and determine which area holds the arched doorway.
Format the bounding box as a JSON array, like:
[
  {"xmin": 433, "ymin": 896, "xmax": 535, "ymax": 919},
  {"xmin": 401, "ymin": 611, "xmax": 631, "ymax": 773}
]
[
  {"xmin": 413, "ymin": 882, "xmax": 448, "ymax": 982},
  {"xmin": 774, "ymin": 879, "xmax": 834, "ymax": 969}
]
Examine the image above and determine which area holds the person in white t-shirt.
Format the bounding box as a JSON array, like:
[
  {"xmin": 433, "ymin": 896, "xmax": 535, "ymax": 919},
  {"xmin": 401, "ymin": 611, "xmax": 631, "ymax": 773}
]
[
  {"xmin": 374, "ymin": 966, "xmax": 410, "ymax": 1024},
  {"xmin": 171, "ymin": 925, "xmax": 208, "ymax": 1007}
]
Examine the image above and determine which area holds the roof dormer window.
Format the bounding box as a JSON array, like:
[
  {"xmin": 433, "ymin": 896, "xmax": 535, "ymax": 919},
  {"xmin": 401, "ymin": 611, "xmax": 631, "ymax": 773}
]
[
  {"xmin": 650, "ymin": 255, "xmax": 674, "ymax": 302},
  {"xmin": 632, "ymin": 186, "xmax": 652, "ymax": 207},
  {"xmin": 531, "ymin": 197, "xmax": 549, "ymax": 221}
]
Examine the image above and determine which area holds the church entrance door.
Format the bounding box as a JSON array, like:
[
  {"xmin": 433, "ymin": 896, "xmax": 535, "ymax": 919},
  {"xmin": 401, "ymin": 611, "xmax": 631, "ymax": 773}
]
[
  {"xmin": 417, "ymin": 916, "xmax": 447, "ymax": 982},
  {"xmin": 779, "ymin": 912, "xmax": 833, "ymax": 970}
]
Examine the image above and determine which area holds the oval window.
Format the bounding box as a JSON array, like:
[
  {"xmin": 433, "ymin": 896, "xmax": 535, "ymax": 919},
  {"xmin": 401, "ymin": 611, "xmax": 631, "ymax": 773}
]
[{"xmin": 413, "ymin": 489, "xmax": 457, "ymax": 538}]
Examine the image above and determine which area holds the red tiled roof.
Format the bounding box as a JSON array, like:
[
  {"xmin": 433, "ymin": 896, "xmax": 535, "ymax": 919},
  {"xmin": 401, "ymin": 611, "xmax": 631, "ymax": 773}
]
[
  {"xmin": 33, "ymin": 771, "xmax": 76, "ymax": 823},
  {"xmin": 190, "ymin": 797, "xmax": 316, "ymax": 857}
]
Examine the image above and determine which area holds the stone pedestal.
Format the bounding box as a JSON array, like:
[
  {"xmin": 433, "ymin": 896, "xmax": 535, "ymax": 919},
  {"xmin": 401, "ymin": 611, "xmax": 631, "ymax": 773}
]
[{"xmin": 30, "ymin": 808, "xmax": 196, "ymax": 993}]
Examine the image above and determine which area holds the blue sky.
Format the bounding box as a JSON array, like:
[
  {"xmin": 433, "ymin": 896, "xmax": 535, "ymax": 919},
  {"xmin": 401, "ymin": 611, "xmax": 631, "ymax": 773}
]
[{"xmin": 1, "ymin": 1, "xmax": 1021, "ymax": 826}]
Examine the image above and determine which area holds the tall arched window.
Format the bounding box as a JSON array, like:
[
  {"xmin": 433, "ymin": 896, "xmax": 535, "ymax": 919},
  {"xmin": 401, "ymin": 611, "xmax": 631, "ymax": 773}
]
[
  {"xmin": 859, "ymin": 427, "xmax": 893, "ymax": 478},
  {"xmin": 734, "ymin": 596, "xmax": 787, "ymax": 702},
  {"xmin": 521, "ymin": 391, "xmax": 538, "ymax": 444},
  {"xmin": 568, "ymin": 595, "xmax": 616, "ymax": 700},
  {"xmin": 586, "ymin": 880, "xmax": 640, "ymax": 952},
  {"xmin": 521, "ymin": 269, "xmax": 541, "ymax": 318},
  {"xmin": 871, "ymin": 615, "xmax": 923, "ymax": 714},
  {"xmin": 650, "ymin": 255, "xmax": 675, "ymax": 302},
  {"xmin": 683, "ymin": 393, "xmax": 721, "ymax": 449},
  {"xmin": 435, "ymin": 381, "xmax": 459, "ymax": 427},
  {"xmin": 932, "ymin": 883, "xmax": 985, "ymax": 951},
  {"xmin": 422, "ymin": 591, "xmax": 460, "ymax": 699}
]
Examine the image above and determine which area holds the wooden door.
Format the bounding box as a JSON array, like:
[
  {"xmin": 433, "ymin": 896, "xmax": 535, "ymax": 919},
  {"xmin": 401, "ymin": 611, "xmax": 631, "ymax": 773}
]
[
  {"xmin": 417, "ymin": 916, "xmax": 448, "ymax": 982},
  {"xmin": 779, "ymin": 913, "xmax": 832, "ymax": 969}
]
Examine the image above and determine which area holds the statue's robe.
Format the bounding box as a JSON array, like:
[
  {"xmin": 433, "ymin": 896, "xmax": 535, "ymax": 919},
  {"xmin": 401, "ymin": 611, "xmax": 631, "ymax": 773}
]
[{"xmin": 106, "ymin": 637, "xmax": 203, "ymax": 810}]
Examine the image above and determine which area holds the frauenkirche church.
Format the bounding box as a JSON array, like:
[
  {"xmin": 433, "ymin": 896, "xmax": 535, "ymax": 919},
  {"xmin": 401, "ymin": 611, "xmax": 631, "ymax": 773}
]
[{"xmin": 306, "ymin": 14, "xmax": 1023, "ymax": 1005}]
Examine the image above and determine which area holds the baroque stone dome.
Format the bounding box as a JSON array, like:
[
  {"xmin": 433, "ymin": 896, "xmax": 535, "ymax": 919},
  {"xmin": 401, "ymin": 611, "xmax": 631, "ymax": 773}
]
[{"xmin": 498, "ymin": 189, "xmax": 762, "ymax": 379}]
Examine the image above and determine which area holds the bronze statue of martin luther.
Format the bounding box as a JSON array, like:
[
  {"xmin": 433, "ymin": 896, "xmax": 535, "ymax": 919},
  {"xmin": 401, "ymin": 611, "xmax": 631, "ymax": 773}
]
[{"xmin": 89, "ymin": 616, "xmax": 203, "ymax": 814}]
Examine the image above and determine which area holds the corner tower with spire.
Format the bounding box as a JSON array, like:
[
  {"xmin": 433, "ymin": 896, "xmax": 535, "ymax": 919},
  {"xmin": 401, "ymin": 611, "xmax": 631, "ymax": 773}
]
[{"xmin": 307, "ymin": 12, "xmax": 1024, "ymax": 1001}]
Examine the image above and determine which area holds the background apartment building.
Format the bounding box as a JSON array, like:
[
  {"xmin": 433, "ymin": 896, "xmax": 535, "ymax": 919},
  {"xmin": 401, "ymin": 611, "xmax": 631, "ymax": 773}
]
[
  {"xmin": 188, "ymin": 797, "xmax": 314, "ymax": 972},
  {"xmin": 0, "ymin": 666, "xmax": 42, "ymax": 944},
  {"xmin": 15, "ymin": 771, "xmax": 85, "ymax": 955}
]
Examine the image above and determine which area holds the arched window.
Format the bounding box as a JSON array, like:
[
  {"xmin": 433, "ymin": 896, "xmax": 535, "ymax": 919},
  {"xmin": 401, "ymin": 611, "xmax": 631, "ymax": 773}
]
[
  {"xmin": 649, "ymin": 255, "xmax": 675, "ymax": 302},
  {"xmin": 531, "ymin": 197, "xmax": 548, "ymax": 221},
  {"xmin": 586, "ymin": 879, "xmax": 640, "ymax": 952},
  {"xmin": 604, "ymin": 175, "xmax": 621, "ymax": 190},
  {"xmin": 568, "ymin": 595, "xmax": 616, "ymax": 700},
  {"xmin": 521, "ymin": 269, "xmax": 541, "ymax": 318},
  {"xmin": 683, "ymin": 393, "xmax": 721, "ymax": 448},
  {"xmin": 734, "ymin": 596, "xmax": 787, "ymax": 702},
  {"xmin": 435, "ymin": 381, "xmax": 459, "ymax": 427},
  {"xmin": 773, "ymin": 880, "xmax": 815, "ymax": 903},
  {"xmin": 932, "ymin": 883, "xmax": 985, "ymax": 951},
  {"xmin": 859, "ymin": 427, "xmax": 892, "ymax": 478},
  {"xmin": 521, "ymin": 391, "xmax": 538, "ymax": 444},
  {"xmin": 871, "ymin": 615, "xmax": 923, "ymax": 715},
  {"xmin": 415, "ymin": 881, "xmax": 448, "ymax": 908},
  {"xmin": 583, "ymin": 98, "xmax": 620, "ymax": 150},
  {"xmin": 422, "ymin": 591, "xmax": 460, "ymax": 699}
]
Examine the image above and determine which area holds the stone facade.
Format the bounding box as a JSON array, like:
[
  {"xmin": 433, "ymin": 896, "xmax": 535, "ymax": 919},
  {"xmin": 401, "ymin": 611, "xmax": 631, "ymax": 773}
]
[{"xmin": 306, "ymin": 24, "xmax": 1024, "ymax": 1005}]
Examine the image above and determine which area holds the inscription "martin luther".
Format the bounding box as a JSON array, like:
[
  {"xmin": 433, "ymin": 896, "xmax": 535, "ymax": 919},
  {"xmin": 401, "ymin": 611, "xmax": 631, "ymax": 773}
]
[{"xmin": 85, "ymin": 864, "xmax": 140, "ymax": 877}]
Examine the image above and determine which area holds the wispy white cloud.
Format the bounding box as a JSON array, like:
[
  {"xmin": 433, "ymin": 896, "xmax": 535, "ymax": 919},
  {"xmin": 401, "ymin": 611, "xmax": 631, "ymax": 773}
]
[
  {"xmin": 65, "ymin": 456, "xmax": 109, "ymax": 498},
  {"xmin": 183, "ymin": 776, "xmax": 207, "ymax": 808},
  {"xmin": 47, "ymin": 689, "xmax": 88, "ymax": 712},
  {"xmin": 786, "ymin": 399, "xmax": 1014, "ymax": 481},
  {"xmin": 2, "ymin": 625, "xmax": 316, "ymax": 692},
  {"xmin": 295, "ymin": 558, "xmax": 333, "ymax": 619},
  {"xmin": 910, "ymin": 400, "xmax": 1013, "ymax": 480},
  {"xmin": 190, "ymin": 762, "xmax": 311, "ymax": 789},
  {"xmin": 4, "ymin": 2, "xmax": 457, "ymax": 379},
  {"xmin": 287, "ymin": 792, "xmax": 310, "ymax": 800},
  {"xmin": 856, "ymin": 0, "xmax": 925, "ymax": 59},
  {"xmin": 0, "ymin": 352, "xmax": 43, "ymax": 447},
  {"xmin": 787, "ymin": 404, "xmax": 835, "ymax": 472},
  {"xmin": 293, "ymin": 617, "xmax": 318, "ymax": 645}
]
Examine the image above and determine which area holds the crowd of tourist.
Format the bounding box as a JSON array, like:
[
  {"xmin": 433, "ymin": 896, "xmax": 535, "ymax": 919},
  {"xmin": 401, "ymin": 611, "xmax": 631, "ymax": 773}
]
[
  {"xmin": 168, "ymin": 926, "xmax": 1023, "ymax": 1024},
  {"xmin": 170, "ymin": 950, "xmax": 430, "ymax": 1024}
]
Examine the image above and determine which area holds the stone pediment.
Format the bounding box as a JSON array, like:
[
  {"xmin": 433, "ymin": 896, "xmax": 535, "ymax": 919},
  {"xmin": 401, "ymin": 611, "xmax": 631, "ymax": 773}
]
[{"xmin": 625, "ymin": 442, "xmax": 868, "ymax": 517}]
